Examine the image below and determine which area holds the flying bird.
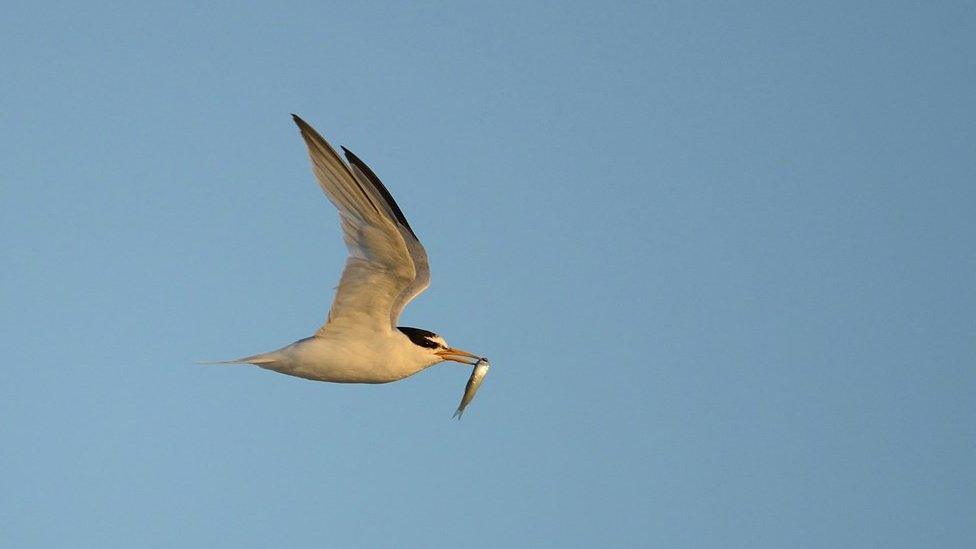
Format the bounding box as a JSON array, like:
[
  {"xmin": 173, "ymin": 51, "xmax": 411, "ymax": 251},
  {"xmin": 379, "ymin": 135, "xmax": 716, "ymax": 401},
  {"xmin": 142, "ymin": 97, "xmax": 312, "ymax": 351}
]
[{"xmin": 207, "ymin": 115, "xmax": 489, "ymax": 417}]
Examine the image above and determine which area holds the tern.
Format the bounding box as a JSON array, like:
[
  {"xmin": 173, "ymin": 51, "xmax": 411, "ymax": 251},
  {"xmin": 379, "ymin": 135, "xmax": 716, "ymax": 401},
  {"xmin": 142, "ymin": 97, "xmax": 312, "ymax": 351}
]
[{"xmin": 207, "ymin": 115, "xmax": 489, "ymax": 415}]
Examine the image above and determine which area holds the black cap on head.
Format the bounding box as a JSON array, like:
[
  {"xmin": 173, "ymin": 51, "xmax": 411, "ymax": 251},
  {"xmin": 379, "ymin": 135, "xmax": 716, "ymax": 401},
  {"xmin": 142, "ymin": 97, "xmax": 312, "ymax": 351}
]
[{"xmin": 398, "ymin": 326, "xmax": 440, "ymax": 349}]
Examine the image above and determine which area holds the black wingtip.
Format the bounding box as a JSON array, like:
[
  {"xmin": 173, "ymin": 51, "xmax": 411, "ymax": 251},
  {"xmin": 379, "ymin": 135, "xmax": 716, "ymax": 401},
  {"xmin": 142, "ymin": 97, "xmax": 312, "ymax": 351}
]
[
  {"xmin": 339, "ymin": 145, "xmax": 358, "ymax": 164},
  {"xmin": 339, "ymin": 147, "xmax": 419, "ymax": 240},
  {"xmin": 341, "ymin": 147, "xmax": 376, "ymax": 173}
]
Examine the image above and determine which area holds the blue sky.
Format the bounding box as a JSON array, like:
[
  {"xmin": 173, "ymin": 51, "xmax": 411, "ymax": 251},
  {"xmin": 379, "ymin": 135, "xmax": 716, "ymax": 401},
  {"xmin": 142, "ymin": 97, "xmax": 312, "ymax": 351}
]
[{"xmin": 2, "ymin": 2, "xmax": 974, "ymax": 547}]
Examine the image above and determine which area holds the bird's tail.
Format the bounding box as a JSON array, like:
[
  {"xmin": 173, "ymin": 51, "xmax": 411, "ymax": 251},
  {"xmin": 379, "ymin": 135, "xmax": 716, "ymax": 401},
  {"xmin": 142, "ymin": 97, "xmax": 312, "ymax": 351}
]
[{"xmin": 196, "ymin": 352, "xmax": 277, "ymax": 366}]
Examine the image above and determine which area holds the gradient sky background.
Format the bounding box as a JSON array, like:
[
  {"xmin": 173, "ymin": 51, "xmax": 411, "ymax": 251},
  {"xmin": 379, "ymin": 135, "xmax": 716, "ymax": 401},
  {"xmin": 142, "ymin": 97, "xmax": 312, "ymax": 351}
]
[{"xmin": 2, "ymin": 2, "xmax": 974, "ymax": 547}]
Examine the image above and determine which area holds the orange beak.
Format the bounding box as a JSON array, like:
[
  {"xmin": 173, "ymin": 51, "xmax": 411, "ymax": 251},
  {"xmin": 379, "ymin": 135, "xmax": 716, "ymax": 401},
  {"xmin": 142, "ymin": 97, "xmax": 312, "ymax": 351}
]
[{"xmin": 435, "ymin": 347, "xmax": 482, "ymax": 365}]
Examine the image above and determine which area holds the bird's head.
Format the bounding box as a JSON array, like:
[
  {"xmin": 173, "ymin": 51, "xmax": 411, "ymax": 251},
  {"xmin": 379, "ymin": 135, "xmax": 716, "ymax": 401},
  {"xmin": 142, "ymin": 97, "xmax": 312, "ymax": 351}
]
[{"xmin": 397, "ymin": 327, "xmax": 481, "ymax": 366}]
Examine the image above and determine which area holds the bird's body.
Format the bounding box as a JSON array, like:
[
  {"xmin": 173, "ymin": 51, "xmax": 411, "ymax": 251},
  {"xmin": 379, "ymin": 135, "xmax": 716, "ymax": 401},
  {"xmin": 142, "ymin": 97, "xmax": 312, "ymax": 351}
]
[
  {"xmin": 208, "ymin": 115, "xmax": 489, "ymax": 415},
  {"xmin": 232, "ymin": 328, "xmax": 443, "ymax": 384}
]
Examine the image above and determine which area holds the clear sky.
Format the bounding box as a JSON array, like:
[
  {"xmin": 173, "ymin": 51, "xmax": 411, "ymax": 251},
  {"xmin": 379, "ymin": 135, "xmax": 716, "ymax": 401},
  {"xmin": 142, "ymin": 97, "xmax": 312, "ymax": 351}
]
[{"xmin": 2, "ymin": 2, "xmax": 973, "ymax": 547}]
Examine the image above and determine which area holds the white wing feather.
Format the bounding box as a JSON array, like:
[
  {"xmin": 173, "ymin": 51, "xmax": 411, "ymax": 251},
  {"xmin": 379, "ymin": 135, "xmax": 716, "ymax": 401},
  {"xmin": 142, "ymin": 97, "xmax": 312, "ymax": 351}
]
[
  {"xmin": 291, "ymin": 115, "xmax": 430, "ymax": 332},
  {"xmin": 344, "ymin": 152, "xmax": 431, "ymax": 320}
]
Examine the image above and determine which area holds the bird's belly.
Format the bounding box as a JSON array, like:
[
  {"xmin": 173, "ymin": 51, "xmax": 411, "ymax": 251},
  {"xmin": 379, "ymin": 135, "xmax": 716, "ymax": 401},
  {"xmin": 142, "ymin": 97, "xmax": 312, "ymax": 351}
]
[
  {"xmin": 268, "ymin": 362, "xmax": 407, "ymax": 384},
  {"xmin": 259, "ymin": 337, "xmax": 423, "ymax": 384}
]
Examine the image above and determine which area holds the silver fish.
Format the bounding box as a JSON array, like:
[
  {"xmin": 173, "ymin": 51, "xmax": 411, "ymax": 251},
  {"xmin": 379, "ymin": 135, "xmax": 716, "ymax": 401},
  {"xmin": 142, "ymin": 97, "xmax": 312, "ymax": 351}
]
[{"xmin": 453, "ymin": 357, "xmax": 490, "ymax": 419}]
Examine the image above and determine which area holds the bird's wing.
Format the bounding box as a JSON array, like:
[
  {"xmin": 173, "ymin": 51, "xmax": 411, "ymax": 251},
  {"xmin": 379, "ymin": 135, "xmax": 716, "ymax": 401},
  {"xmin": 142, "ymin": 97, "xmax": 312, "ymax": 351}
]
[
  {"xmin": 291, "ymin": 115, "xmax": 430, "ymax": 332},
  {"xmin": 341, "ymin": 146, "xmax": 431, "ymax": 320}
]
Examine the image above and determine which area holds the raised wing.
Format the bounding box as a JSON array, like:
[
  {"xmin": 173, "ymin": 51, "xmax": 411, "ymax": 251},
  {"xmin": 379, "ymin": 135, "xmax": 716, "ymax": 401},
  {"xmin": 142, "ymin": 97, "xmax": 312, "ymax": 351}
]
[
  {"xmin": 341, "ymin": 147, "xmax": 431, "ymax": 320},
  {"xmin": 291, "ymin": 115, "xmax": 430, "ymax": 332}
]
